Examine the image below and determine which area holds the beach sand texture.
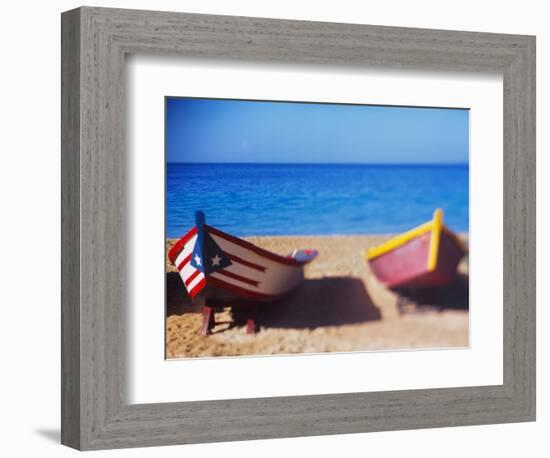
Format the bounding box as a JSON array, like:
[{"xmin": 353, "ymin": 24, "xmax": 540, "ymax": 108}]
[{"xmin": 166, "ymin": 235, "xmax": 469, "ymax": 358}]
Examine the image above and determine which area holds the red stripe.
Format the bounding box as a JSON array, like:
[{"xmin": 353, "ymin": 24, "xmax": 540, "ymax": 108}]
[
  {"xmin": 184, "ymin": 269, "xmax": 200, "ymax": 286},
  {"xmin": 189, "ymin": 278, "xmax": 206, "ymax": 299},
  {"xmin": 215, "ymin": 269, "xmax": 260, "ymax": 287},
  {"xmin": 176, "ymin": 254, "xmax": 192, "ymax": 272},
  {"xmin": 208, "ymin": 276, "xmax": 283, "ymax": 301},
  {"xmin": 206, "ymin": 225, "xmax": 311, "ymax": 266},
  {"xmin": 226, "ymin": 253, "xmax": 266, "ymax": 272},
  {"xmin": 168, "ymin": 227, "xmax": 198, "ymax": 264}
]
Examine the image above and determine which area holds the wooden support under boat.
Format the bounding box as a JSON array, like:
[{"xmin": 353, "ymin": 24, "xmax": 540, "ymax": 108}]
[
  {"xmin": 246, "ymin": 319, "xmax": 256, "ymax": 335},
  {"xmin": 198, "ymin": 300, "xmax": 258, "ymax": 335},
  {"xmin": 199, "ymin": 305, "xmax": 215, "ymax": 336}
]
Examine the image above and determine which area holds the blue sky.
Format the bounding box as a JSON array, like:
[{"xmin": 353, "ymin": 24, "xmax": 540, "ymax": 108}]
[{"xmin": 166, "ymin": 97, "xmax": 469, "ymax": 164}]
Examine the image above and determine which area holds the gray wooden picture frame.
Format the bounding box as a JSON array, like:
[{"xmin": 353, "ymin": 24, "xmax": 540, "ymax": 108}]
[{"xmin": 61, "ymin": 6, "xmax": 536, "ymax": 451}]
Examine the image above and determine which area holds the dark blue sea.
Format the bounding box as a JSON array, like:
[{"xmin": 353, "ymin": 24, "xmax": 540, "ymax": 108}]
[{"xmin": 166, "ymin": 163, "xmax": 469, "ymax": 238}]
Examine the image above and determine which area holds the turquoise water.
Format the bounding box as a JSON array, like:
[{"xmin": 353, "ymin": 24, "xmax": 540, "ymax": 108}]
[{"xmin": 166, "ymin": 163, "xmax": 468, "ymax": 237}]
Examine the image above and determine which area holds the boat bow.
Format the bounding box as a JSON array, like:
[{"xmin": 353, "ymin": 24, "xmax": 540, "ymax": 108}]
[{"xmin": 168, "ymin": 211, "xmax": 318, "ymax": 301}]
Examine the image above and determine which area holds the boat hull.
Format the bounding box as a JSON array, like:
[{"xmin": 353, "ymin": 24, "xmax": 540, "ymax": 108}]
[
  {"xmin": 369, "ymin": 229, "xmax": 464, "ymax": 289},
  {"xmin": 168, "ymin": 224, "xmax": 317, "ymax": 304}
]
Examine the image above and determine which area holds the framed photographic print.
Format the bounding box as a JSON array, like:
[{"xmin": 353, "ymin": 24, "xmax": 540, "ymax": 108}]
[
  {"xmin": 164, "ymin": 97, "xmax": 470, "ymax": 359},
  {"xmin": 61, "ymin": 6, "xmax": 535, "ymax": 450}
]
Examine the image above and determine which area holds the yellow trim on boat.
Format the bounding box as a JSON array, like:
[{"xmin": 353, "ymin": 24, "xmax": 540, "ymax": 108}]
[
  {"xmin": 427, "ymin": 208, "xmax": 443, "ymax": 272},
  {"xmin": 364, "ymin": 219, "xmax": 434, "ymax": 261}
]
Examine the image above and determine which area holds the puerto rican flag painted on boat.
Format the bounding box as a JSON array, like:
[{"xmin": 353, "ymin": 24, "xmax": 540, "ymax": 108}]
[{"xmin": 168, "ymin": 211, "xmax": 318, "ymax": 300}]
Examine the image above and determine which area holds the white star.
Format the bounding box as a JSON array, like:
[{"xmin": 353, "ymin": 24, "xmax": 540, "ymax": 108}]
[
  {"xmin": 211, "ymin": 254, "xmax": 221, "ymax": 266},
  {"xmin": 194, "ymin": 254, "xmax": 202, "ymax": 266}
]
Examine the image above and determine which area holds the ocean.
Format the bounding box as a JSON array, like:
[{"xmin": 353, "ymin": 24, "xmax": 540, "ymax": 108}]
[{"xmin": 166, "ymin": 163, "xmax": 469, "ymax": 238}]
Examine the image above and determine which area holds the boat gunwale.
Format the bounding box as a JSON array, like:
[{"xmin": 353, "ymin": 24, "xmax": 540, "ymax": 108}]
[
  {"xmin": 168, "ymin": 224, "xmax": 318, "ymax": 268},
  {"xmin": 364, "ymin": 221, "xmax": 433, "ymax": 261},
  {"xmin": 365, "ymin": 210, "xmax": 467, "ymax": 263},
  {"xmin": 206, "ymin": 225, "xmax": 317, "ymax": 267}
]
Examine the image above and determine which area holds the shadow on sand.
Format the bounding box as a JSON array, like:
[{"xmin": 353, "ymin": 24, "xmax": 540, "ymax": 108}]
[
  {"xmin": 166, "ymin": 272, "xmax": 196, "ymax": 313},
  {"xmin": 166, "ymin": 272, "xmax": 381, "ymax": 329},
  {"xmin": 394, "ymin": 273, "xmax": 469, "ymax": 313}
]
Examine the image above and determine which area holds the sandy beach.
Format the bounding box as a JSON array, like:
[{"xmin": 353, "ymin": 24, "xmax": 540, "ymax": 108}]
[{"xmin": 166, "ymin": 235, "xmax": 469, "ymax": 358}]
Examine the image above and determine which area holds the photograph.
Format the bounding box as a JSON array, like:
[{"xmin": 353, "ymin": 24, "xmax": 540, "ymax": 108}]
[{"xmin": 165, "ymin": 97, "xmax": 470, "ymax": 359}]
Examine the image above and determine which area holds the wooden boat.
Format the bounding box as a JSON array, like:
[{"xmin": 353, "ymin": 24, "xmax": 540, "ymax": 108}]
[
  {"xmin": 168, "ymin": 211, "xmax": 318, "ymax": 334},
  {"xmin": 364, "ymin": 209, "xmax": 466, "ymax": 289}
]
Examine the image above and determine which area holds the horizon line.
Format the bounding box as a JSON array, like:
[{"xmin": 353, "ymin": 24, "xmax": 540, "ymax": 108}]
[{"xmin": 166, "ymin": 161, "xmax": 469, "ymax": 166}]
